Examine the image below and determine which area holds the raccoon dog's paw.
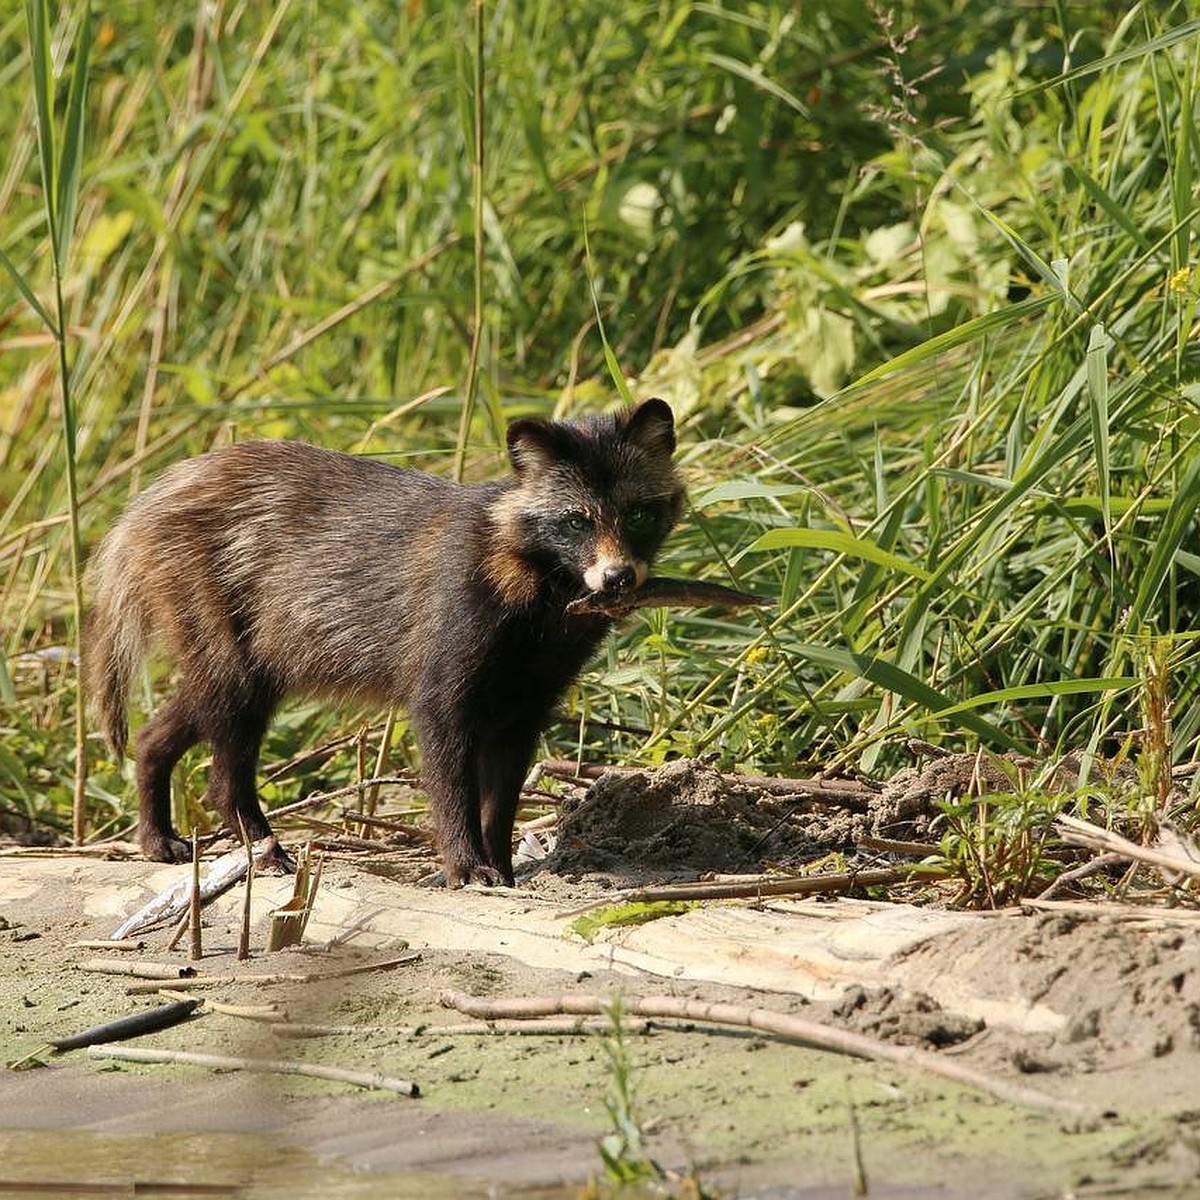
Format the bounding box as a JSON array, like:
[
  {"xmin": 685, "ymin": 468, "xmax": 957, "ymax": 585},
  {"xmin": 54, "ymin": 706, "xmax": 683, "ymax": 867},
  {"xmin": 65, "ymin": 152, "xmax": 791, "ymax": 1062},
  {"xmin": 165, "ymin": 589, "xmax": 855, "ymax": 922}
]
[
  {"xmin": 443, "ymin": 861, "xmax": 511, "ymax": 889},
  {"xmin": 139, "ymin": 830, "xmax": 194, "ymax": 864},
  {"xmin": 256, "ymin": 840, "xmax": 297, "ymax": 875}
]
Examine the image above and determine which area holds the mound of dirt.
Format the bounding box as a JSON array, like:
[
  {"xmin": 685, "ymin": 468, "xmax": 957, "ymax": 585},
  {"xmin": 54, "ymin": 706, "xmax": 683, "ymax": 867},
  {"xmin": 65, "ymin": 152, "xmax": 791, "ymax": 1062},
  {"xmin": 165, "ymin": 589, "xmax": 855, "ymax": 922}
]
[
  {"xmin": 539, "ymin": 752, "xmax": 1160, "ymax": 885},
  {"xmin": 542, "ymin": 759, "xmax": 861, "ymax": 879},
  {"xmin": 895, "ymin": 909, "xmax": 1200, "ymax": 1071},
  {"xmin": 833, "ymin": 986, "xmax": 986, "ymax": 1049},
  {"xmin": 539, "ymin": 757, "xmax": 960, "ymax": 881}
]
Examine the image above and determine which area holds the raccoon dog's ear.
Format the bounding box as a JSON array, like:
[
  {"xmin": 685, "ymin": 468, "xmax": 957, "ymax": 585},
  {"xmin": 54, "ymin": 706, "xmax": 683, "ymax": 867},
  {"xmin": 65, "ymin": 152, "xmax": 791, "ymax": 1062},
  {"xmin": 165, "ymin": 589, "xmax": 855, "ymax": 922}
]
[
  {"xmin": 507, "ymin": 417, "xmax": 570, "ymax": 478},
  {"xmin": 622, "ymin": 398, "xmax": 676, "ymax": 456}
]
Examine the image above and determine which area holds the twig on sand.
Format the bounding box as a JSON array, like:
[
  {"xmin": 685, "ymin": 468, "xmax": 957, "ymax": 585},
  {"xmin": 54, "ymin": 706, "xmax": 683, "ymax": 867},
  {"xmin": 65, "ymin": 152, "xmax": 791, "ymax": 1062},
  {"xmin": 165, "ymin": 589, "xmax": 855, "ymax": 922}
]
[
  {"xmin": 438, "ymin": 990, "xmax": 1101, "ymax": 1122},
  {"xmin": 86, "ymin": 1045, "xmax": 419, "ymax": 1097},
  {"xmin": 190, "ymin": 830, "xmax": 203, "ymax": 961},
  {"xmin": 157, "ymin": 991, "xmax": 286, "ymax": 1021},
  {"xmin": 78, "ymin": 959, "xmax": 198, "ymax": 980},
  {"xmin": 8, "ymin": 1000, "xmax": 203, "ymax": 1071},
  {"xmin": 124, "ymin": 951, "xmax": 420, "ymax": 994},
  {"xmin": 70, "ymin": 939, "xmax": 146, "ymax": 951},
  {"xmin": 266, "ymin": 1016, "xmax": 655, "ymax": 1038},
  {"xmin": 1055, "ymin": 815, "xmax": 1200, "ymax": 882},
  {"xmin": 1035, "ymin": 852, "xmax": 1124, "ymax": 900},
  {"xmin": 0, "ymin": 843, "xmax": 141, "ymax": 859},
  {"xmin": 1020, "ymin": 896, "xmax": 1200, "ymax": 921},
  {"xmin": 51, "ymin": 1000, "xmax": 201, "ymax": 1052},
  {"xmin": 563, "ymin": 865, "xmax": 951, "ymax": 912},
  {"xmin": 110, "ymin": 837, "xmax": 280, "ymax": 940}
]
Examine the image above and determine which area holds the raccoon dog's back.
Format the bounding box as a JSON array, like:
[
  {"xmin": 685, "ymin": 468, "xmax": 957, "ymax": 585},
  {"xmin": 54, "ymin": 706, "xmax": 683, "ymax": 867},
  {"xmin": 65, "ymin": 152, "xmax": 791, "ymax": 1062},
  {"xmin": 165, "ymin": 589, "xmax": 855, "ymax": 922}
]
[{"xmin": 85, "ymin": 441, "xmax": 485, "ymax": 757}]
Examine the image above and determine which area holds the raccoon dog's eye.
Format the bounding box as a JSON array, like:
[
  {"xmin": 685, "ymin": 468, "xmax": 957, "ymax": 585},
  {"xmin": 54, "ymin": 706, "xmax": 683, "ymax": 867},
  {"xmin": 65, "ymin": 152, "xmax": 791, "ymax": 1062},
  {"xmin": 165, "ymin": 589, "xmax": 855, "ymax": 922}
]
[
  {"xmin": 627, "ymin": 504, "xmax": 656, "ymax": 532},
  {"xmin": 561, "ymin": 512, "xmax": 592, "ymax": 535}
]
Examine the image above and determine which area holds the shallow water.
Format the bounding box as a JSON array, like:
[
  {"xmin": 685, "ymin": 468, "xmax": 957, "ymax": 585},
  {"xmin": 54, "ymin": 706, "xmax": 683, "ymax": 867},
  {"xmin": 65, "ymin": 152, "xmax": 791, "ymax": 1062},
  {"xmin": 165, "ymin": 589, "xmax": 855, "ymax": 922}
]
[
  {"xmin": 0, "ymin": 1129, "xmax": 959, "ymax": 1200},
  {"xmin": 0, "ymin": 1129, "xmax": 489, "ymax": 1200}
]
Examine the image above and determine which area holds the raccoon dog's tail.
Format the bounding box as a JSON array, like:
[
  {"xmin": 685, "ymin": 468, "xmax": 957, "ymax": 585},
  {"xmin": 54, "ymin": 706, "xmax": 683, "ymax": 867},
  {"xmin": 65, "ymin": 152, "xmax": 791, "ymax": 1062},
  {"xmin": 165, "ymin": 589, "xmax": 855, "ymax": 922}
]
[{"xmin": 84, "ymin": 523, "xmax": 151, "ymax": 760}]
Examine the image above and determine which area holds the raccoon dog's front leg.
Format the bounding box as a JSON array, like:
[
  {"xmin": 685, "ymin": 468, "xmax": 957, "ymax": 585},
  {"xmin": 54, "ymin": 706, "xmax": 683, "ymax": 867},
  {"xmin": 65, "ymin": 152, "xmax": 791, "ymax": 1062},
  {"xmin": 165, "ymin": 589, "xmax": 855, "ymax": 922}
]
[
  {"xmin": 412, "ymin": 706, "xmax": 502, "ymax": 888},
  {"xmin": 477, "ymin": 725, "xmax": 542, "ymax": 886}
]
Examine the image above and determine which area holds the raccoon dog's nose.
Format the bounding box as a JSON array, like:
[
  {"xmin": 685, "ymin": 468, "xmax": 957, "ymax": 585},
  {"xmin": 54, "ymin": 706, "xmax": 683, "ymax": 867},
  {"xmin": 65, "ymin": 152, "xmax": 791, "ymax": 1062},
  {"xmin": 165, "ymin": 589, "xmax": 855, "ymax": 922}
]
[{"xmin": 601, "ymin": 564, "xmax": 637, "ymax": 593}]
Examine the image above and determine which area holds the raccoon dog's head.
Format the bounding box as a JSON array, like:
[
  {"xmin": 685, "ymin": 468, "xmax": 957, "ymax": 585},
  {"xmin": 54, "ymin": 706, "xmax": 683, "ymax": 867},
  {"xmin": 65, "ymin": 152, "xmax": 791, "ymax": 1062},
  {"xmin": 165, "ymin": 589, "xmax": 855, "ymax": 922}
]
[{"xmin": 502, "ymin": 398, "xmax": 685, "ymax": 598}]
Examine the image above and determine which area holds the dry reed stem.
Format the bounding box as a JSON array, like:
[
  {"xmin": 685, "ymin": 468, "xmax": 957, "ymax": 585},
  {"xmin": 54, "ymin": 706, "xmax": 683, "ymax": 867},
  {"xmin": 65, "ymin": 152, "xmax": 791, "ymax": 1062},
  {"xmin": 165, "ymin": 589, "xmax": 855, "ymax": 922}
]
[
  {"xmin": 125, "ymin": 951, "xmax": 420, "ymax": 994},
  {"xmin": 260, "ymin": 777, "xmax": 415, "ymax": 822},
  {"xmin": 155, "ymin": 991, "xmax": 285, "ymax": 1021},
  {"xmin": 571, "ymin": 864, "xmax": 952, "ymax": 909},
  {"xmin": 78, "ymin": 959, "xmax": 197, "ymax": 979},
  {"xmin": 266, "ymin": 1016, "xmax": 654, "ymax": 1038},
  {"xmin": 189, "ymin": 829, "xmax": 202, "ymax": 961},
  {"xmin": 1055, "ymin": 815, "xmax": 1200, "ymax": 882},
  {"xmin": 236, "ymin": 815, "xmax": 253, "ymax": 961},
  {"xmin": 439, "ymin": 990, "xmax": 1100, "ymax": 1122},
  {"xmin": 86, "ymin": 1045, "xmax": 418, "ymax": 1097}
]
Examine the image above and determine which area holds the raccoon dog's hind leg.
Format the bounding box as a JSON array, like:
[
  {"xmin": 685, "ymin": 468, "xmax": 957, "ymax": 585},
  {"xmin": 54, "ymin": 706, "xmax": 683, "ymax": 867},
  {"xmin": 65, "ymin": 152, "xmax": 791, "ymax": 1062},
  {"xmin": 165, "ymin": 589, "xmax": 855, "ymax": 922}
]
[
  {"xmin": 136, "ymin": 671, "xmax": 292, "ymax": 872},
  {"xmin": 195, "ymin": 673, "xmax": 293, "ymax": 873},
  {"xmin": 135, "ymin": 695, "xmax": 201, "ymax": 863}
]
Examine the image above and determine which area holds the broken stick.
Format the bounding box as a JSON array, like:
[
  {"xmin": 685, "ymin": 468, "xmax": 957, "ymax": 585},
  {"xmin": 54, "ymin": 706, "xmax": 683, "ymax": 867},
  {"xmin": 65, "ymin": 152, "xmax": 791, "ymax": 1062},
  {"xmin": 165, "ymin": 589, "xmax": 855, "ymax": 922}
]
[
  {"xmin": 438, "ymin": 990, "xmax": 1101, "ymax": 1123},
  {"xmin": 86, "ymin": 1045, "xmax": 418, "ymax": 1097}
]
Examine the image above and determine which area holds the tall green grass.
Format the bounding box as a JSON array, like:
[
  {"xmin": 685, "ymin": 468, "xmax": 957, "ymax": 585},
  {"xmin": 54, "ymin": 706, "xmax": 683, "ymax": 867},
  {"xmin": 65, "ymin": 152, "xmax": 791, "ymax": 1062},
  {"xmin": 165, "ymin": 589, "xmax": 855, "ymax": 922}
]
[
  {"xmin": 1, "ymin": 1, "xmax": 1197, "ymax": 843},
  {"xmin": 652, "ymin": 5, "xmax": 1200, "ymax": 785},
  {"xmin": 2, "ymin": 0, "xmax": 92, "ymax": 839}
]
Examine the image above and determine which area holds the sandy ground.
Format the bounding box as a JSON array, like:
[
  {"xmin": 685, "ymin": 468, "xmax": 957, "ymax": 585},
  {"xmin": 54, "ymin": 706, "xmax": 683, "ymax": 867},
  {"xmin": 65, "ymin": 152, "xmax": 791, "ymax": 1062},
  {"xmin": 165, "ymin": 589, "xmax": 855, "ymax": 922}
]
[{"xmin": 2, "ymin": 761, "xmax": 1199, "ymax": 1199}]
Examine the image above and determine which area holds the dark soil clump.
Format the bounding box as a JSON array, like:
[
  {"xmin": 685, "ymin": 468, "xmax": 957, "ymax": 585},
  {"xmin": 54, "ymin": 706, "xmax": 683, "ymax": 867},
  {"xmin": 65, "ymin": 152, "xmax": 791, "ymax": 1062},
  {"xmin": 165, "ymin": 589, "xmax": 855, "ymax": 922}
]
[{"xmin": 541, "ymin": 759, "xmax": 857, "ymax": 880}]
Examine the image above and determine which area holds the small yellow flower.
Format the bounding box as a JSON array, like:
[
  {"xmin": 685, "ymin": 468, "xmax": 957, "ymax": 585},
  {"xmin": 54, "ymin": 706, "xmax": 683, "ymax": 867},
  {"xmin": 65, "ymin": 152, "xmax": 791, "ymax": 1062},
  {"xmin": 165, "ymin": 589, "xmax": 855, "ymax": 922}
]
[{"xmin": 1168, "ymin": 266, "xmax": 1193, "ymax": 295}]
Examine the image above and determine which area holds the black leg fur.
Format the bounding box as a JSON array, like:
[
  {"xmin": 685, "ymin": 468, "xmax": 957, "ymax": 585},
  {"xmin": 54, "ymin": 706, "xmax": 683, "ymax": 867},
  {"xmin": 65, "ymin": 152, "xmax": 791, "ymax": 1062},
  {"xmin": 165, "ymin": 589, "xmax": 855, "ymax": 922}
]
[
  {"xmin": 201, "ymin": 679, "xmax": 293, "ymax": 872},
  {"xmin": 478, "ymin": 726, "xmax": 541, "ymax": 885},
  {"xmin": 135, "ymin": 696, "xmax": 200, "ymax": 863},
  {"xmin": 412, "ymin": 703, "xmax": 501, "ymax": 887}
]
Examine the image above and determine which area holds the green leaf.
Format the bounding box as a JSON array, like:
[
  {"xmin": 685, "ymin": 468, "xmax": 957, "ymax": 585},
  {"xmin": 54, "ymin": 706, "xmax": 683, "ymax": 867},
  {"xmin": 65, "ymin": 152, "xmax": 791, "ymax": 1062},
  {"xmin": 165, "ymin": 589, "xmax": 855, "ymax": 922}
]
[
  {"xmin": 0, "ymin": 242, "xmax": 58, "ymax": 334},
  {"xmin": 55, "ymin": 4, "xmax": 92, "ymax": 272},
  {"xmin": 850, "ymin": 294, "xmax": 1055, "ymax": 387},
  {"xmin": 1064, "ymin": 163, "xmax": 1152, "ymax": 252},
  {"xmin": 1055, "ymin": 495, "xmax": 1171, "ymax": 519},
  {"xmin": 1128, "ymin": 452, "xmax": 1200, "ymax": 631},
  {"xmin": 705, "ymin": 51, "xmax": 808, "ymax": 116},
  {"xmin": 568, "ymin": 901, "xmax": 693, "ymax": 943},
  {"xmin": 971, "ymin": 205, "xmax": 1084, "ymax": 315},
  {"xmin": 1175, "ymin": 549, "xmax": 1200, "ymax": 577},
  {"xmin": 0, "ymin": 742, "xmax": 33, "ymax": 801},
  {"xmin": 25, "ymin": 0, "xmax": 57, "ymax": 235},
  {"xmin": 747, "ymin": 527, "xmax": 930, "ymax": 581},
  {"xmin": 1085, "ymin": 323, "xmax": 1112, "ymax": 539},
  {"xmin": 789, "ymin": 642, "xmax": 1022, "ymax": 750},
  {"xmin": 692, "ymin": 480, "xmax": 805, "ymax": 506},
  {"xmin": 583, "ymin": 217, "xmax": 635, "ymax": 407},
  {"xmin": 0, "ymin": 652, "xmax": 15, "ymax": 705},
  {"xmin": 927, "ymin": 677, "xmax": 1133, "ymax": 723},
  {"xmin": 1021, "ymin": 17, "xmax": 1200, "ymax": 95}
]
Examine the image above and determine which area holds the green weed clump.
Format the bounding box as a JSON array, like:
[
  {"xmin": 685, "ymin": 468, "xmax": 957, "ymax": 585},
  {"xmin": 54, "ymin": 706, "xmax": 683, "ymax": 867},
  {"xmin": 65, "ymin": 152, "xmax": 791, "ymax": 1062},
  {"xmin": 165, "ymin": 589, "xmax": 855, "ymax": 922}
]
[{"xmin": 2, "ymin": 2, "xmax": 1198, "ymax": 866}]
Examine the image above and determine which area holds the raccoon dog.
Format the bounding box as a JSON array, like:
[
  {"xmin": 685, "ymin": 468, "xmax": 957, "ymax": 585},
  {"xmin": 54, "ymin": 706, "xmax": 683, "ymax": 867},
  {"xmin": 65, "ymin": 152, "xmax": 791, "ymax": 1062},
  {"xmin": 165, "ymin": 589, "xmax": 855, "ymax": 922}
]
[{"xmin": 85, "ymin": 399, "xmax": 685, "ymax": 886}]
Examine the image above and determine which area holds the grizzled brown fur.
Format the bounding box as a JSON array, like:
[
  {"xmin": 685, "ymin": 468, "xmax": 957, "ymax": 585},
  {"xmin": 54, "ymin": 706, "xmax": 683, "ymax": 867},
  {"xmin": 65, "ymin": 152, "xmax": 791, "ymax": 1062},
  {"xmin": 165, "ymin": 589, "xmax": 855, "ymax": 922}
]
[{"xmin": 85, "ymin": 399, "xmax": 684, "ymax": 886}]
